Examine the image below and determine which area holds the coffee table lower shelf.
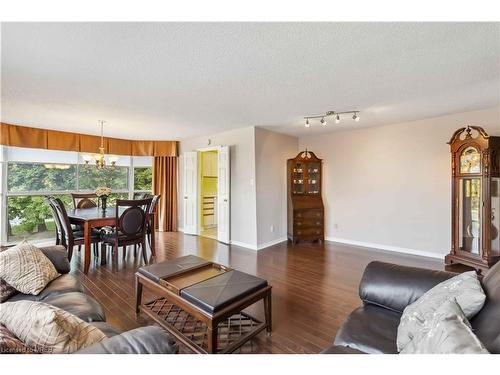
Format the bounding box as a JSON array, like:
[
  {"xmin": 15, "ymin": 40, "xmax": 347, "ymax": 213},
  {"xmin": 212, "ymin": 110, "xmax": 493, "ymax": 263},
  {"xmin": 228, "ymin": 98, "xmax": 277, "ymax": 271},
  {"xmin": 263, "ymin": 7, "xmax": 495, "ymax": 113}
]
[{"xmin": 142, "ymin": 297, "xmax": 266, "ymax": 354}]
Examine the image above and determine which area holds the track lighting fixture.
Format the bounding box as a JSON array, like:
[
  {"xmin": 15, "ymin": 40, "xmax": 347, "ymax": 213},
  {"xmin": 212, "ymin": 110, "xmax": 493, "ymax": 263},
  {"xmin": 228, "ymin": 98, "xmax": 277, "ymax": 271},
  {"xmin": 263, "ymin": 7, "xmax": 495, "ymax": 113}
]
[{"xmin": 302, "ymin": 110, "xmax": 360, "ymax": 128}]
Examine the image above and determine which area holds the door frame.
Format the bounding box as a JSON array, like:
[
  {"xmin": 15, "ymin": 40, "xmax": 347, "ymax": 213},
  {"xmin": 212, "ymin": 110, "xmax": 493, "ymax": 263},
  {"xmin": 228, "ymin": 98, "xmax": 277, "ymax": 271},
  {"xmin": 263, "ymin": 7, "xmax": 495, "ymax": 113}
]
[{"xmin": 197, "ymin": 146, "xmax": 220, "ymax": 238}]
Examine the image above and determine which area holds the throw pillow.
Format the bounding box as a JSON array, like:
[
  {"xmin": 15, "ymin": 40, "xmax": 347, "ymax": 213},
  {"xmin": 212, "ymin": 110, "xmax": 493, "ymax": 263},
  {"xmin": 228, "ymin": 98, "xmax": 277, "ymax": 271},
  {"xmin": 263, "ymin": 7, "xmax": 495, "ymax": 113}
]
[
  {"xmin": 0, "ymin": 324, "xmax": 34, "ymax": 354},
  {"xmin": 400, "ymin": 298, "xmax": 489, "ymax": 354},
  {"xmin": 0, "ymin": 301, "xmax": 107, "ymax": 354},
  {"xmin": 397, "ymin": 271, "xmax": 485, "ymax": 352},
  {"xmin": 0, "ymin": 278, "xmax": 17, "ymax": 302},
  {"xmin": 0, "ymin": 240, "xmax": 60, "ymax": 295}
]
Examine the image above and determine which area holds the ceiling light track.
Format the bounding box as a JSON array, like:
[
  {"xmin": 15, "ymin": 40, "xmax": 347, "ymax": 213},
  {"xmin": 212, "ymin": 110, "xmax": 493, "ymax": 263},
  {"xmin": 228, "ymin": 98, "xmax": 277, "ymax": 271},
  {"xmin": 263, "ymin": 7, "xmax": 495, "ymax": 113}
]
[{"xmin": 304, "ymin": 110, "xmax": 360, "ymax": 127}]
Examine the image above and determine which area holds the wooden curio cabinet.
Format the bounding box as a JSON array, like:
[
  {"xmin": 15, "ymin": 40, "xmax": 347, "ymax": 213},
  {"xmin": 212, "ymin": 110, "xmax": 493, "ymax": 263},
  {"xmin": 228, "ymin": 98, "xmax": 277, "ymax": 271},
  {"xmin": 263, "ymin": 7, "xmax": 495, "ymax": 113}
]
[
  {"xmin": 287, "ymin": 150, "xmax": 324, "ymax": 244},
  {"xmin": 445, "ymin": 126, "xmax": 500, "ymax": 273}
]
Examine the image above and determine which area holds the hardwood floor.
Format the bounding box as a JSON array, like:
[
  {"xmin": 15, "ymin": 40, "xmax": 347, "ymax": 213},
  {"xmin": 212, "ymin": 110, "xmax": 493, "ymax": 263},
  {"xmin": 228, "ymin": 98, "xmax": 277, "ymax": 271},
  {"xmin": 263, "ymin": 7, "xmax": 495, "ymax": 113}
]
[{"xmin": 70, "ymin": 232, "xmax": 444, "ymax": 354}]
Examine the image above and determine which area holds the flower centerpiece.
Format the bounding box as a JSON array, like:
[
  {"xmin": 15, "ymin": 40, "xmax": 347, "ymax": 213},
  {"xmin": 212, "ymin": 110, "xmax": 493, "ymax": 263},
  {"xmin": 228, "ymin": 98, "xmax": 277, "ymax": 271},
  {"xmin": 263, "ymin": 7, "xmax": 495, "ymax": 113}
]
[{"xmin": 95, "ymin": 186, "xmax": 112, "ymax": 213}]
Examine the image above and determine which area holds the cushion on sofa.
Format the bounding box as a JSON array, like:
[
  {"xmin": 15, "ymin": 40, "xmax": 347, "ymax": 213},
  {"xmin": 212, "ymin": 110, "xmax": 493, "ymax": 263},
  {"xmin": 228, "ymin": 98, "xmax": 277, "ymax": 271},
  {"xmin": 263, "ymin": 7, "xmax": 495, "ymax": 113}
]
[
  {"xmin": 397, "ymin": 271, "xmax": 486, "ymax": 352},
  {"xmin": 0, "ymin": 240, "xmax": 60, "ymax": 295},
  {"xmin": 0, "ymin": 278, "xmax": 17, "ymax": 302},
  {"xmin": 0, "ymin": 301, "xmax": 106, "ymax": 354},
  {"xmin": 401, "ymin": 299, "xmax": 489, "ymax": 354},
  {"xmin": 333, "ymin": 304, "xmax": 400, "ymax": 354},
  {"xmin": 7, "ymin": 274, "xmax": 83, "ymax": 302},
  {"xmin": 0, "ymin": 324, "xmax": 34, "ymax": 354},
  {"xmin": 75, "ymin": 326, "xmax": 179, "ymax": 354},
  {"xmin": 42, "ymin": 292, "xmax": 106, "ymax": 322}
]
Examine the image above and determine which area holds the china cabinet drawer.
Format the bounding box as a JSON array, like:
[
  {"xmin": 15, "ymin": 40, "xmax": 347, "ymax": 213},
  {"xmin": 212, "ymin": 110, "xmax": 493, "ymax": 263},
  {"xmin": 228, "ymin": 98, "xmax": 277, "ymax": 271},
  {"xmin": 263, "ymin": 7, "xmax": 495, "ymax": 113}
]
[
  {"xmin": 294, "ymin": 210, "xmax": 323, "ymax": 220},
  {"xmin": 294, "ymin": 218, "xmax": 323, "ymax": 228},
  {"xmin": 294, "ymin": 228, "xmax": 323, "ymax": 236}
]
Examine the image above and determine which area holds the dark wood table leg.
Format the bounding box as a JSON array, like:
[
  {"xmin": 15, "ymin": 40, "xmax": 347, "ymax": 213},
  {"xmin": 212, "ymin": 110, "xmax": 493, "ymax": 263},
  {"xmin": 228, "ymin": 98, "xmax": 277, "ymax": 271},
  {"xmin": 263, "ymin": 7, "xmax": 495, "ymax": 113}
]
[
  {"xmin": 207, "ymin": 322, "xmax": 218, "ymax": 354},
  {"xmin": 83, "ymin": 221, "xmax": 91, "ymax": 274},
  {"xmin": 135, "ymin": 275, "xmax": 143, "ymax": 315},
  {"xmin": 100, "ymin": 244, "xmax": 107, "ymax": 266},
  {"xmin": 264, "ymin": 292, "xmax": 272, "ymax": 335}
]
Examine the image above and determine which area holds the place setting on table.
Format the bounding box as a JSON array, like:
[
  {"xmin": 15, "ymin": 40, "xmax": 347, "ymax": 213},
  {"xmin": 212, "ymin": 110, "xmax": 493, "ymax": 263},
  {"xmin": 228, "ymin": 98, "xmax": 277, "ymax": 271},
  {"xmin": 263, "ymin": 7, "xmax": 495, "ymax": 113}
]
[{"xmin": 46, "ymin": 187, "xmax": 159, "ymax": 274}]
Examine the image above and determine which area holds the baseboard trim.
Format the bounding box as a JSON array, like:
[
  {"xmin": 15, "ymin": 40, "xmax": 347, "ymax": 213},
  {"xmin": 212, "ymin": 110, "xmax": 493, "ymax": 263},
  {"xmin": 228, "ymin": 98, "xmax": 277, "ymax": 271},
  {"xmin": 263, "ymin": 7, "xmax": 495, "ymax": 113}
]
[
  {"xmin": 325, "ymin": 237, "xmax": 444, "ymax": 260},
  {"xmin": 256, "ymin": 237, "xmax": 288, "ymax": 250},
  {"xmin": 230, "ymin": 240, "xmax": 258, "ymax": 251}
]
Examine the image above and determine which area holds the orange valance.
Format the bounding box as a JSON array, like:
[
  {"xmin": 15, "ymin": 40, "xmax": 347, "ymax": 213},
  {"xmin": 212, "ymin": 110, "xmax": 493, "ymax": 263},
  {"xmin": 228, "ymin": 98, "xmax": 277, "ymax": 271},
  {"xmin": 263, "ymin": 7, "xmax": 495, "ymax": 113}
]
[
  {"xmin": 0, "ymin": 122, "xmax": 178, "ymax": 157},
  {"xmin": 132, "ymin": 140, "xmax": 154, "ymax": 156}
]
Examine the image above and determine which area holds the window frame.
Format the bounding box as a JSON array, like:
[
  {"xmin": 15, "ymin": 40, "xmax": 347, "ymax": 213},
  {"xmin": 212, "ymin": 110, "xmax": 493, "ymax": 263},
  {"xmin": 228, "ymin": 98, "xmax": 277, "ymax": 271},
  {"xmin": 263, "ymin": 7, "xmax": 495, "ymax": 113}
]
[{"xmin": 1, "ymin": 148, "xmax": 152, "ymax": 245}]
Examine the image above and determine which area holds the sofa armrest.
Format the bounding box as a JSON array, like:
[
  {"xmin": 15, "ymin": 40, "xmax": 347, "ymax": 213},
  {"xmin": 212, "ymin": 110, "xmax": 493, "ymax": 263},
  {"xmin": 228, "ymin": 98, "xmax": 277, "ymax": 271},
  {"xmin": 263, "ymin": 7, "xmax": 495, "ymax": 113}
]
[
  {"xmin": 75, "ymin": 326, "xmax": 179, "ymax": 354},
  {"xmin": 359, "ymin": 261, "xmax": 457, "ymax": 313},
  {"xmin": 39, "ymin": 245, "xmax": 71, "ymax": 274}
]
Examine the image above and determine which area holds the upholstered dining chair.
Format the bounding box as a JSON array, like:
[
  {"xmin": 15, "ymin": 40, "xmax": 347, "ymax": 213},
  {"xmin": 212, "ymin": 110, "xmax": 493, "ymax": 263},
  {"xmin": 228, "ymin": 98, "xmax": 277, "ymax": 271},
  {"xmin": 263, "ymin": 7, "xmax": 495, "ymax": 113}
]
[
  {"xmin": 49, "ymin": 197, "xmax": 102, "ymax": 262},
  {"xmin": 44, "ymin": 196, "xmax": 64, "ymax": 247},
  {"xmin": 101, "ymin": 198, "xmax": 153, "ymax": 264},
  {"xmin": 71, "ymin": 192, "xmax": 98, "ymax": 209},
  {"xmin": 146, "ymin": 195, "xmax": 160, "ymax": 254}
]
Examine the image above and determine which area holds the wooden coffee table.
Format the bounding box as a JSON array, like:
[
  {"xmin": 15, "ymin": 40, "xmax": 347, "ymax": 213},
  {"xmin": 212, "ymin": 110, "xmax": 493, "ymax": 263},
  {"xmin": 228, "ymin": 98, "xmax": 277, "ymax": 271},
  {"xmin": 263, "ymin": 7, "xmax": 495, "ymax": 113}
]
[{"xmin": 135, "ymin": 255, "xmax": 272, "ymax": 354}]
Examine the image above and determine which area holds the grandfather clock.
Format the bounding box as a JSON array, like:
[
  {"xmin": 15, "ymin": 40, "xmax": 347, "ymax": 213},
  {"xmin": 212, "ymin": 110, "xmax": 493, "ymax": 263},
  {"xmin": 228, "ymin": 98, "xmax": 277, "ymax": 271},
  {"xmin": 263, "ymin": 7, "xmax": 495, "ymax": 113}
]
[{"xmin": 445, "ymin": 126, "xmax": 500, "ymax": 273}]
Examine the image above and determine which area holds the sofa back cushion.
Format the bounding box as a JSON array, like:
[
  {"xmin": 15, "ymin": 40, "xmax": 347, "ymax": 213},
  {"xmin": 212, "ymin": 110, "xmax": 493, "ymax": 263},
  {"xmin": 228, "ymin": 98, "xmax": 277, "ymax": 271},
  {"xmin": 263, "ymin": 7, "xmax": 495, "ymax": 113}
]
[
  {"xmin": 471, "ymin": 261, "xmax": 500, "ymax": 353},
  {"xmin": 39, "ymin": 246, "xmax": 71, "ymax": 274},
  {"xmin": 359, "ymin": 261, "xmax": 457, "ymax": 313}
]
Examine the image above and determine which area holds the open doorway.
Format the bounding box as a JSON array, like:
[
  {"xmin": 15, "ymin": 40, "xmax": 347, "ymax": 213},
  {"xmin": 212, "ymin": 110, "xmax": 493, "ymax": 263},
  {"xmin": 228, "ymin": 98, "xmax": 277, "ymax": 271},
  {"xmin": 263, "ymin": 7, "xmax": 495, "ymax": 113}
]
[
  {"xmin": 183, "ymin": 145, "xmax": 230, "ymax": 244},
  {"xmin": 199, "ymin": 149, "xmax": 218, "ymax": 240}
]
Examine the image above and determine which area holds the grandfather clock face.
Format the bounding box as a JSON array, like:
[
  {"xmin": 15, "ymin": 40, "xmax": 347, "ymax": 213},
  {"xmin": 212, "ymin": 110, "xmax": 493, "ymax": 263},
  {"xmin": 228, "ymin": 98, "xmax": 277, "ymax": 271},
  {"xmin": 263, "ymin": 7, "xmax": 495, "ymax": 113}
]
[{"xmin": 460, "ymin": 146, "xmax": 481, "ymax": 174}]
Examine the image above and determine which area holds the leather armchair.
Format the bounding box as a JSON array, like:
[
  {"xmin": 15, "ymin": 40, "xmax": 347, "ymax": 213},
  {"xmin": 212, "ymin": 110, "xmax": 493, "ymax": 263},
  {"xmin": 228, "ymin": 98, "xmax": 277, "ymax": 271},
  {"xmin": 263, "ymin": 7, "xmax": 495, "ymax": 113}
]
[{"xmin": 324, "ymin": 260, "xmax": 500, "ymax": 354}]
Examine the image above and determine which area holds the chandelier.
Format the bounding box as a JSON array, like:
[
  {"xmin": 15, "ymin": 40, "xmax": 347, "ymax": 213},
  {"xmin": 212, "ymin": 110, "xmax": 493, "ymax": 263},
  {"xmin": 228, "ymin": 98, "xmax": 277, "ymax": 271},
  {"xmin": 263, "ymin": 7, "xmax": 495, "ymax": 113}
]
[
  {"xmin": 304, "ymin": 110, "xmax": 360, "ymax": 128},
  {"xmin": 82, "ymin": 120, "xmax": 118, "ymax": 170}
]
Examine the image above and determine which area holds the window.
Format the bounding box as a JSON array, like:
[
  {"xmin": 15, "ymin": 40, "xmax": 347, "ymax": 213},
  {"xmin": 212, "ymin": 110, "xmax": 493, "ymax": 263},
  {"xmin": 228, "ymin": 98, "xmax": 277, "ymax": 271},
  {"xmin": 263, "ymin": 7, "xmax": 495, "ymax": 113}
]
[
  {"xmin": 78, "ymin": 164, "xmax": 128, "ymax": 191},
  {"xmin": 1, "ymin": 147, "xmax": 153, "ymax": 245},
  {"xmin": 134, "ymin": 167, "xmax": 152, "ymax": 191},
  {"xmin": 7, "ymin": 163, "xmax": 77, "ymax": 192},
  {"xmin": 133, "ymin": 156, "xmax": 153, "ymax": 197}
]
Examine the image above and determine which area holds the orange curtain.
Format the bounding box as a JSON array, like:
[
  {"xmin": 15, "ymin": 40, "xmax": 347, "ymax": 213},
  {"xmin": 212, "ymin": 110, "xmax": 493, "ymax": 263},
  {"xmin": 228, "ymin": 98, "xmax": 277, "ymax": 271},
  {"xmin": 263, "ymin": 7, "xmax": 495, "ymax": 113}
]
[{"xmin": 153, "ymin": 156, "xmax": 178, "ymax": 231}]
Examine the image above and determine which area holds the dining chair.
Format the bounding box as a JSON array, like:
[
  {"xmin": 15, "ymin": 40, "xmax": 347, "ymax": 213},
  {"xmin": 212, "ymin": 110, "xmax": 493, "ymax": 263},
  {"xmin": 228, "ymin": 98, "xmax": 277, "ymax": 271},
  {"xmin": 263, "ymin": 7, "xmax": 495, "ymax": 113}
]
[
  {"xmin": 101, "ymin": 198, "xmax": 153, "ymax": 264},
  {"xmin": 49, "ymin": 197, "xmax": 102, "ymax": 262},
  {"xmin": 71, "ymin": 192, "xmax": 98, "ymax": 209},
  {"xmin": 44, "ymin": 196, "xmax": 63, "ymax": 246},
  {"xmin": 146, "ymin": 195, "xmax": 160, "ymax": 254},
  {"xmin": 133, "ymin": 192, "xmax": 151, "ymax": 200}
]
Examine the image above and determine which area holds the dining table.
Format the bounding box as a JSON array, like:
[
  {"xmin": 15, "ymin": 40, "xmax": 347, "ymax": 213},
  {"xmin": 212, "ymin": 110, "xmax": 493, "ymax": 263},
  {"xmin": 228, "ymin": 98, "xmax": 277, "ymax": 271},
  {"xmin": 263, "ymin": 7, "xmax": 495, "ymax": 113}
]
[{"xmin": 67, "ymin": 206, "xmax": 156, "ymax": 274}]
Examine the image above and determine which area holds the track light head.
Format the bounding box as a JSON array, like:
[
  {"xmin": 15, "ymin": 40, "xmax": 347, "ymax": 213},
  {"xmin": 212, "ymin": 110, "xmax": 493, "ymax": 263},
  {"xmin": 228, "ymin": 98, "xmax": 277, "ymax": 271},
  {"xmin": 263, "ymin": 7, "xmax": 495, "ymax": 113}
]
[
  {"xmin": 321, "ymin": 117, "xmax": 327, "ymax": 126},
  {"xmin": 335, "ymin": 114, "xmax": 340, "ymax": 124},
  {"xmin": 305, "ymin": 118, "xmax": 310, "ymax": 128},
  {"xmin": 353, "ymin": 112, "xmax": 360, "ymax": 122}
]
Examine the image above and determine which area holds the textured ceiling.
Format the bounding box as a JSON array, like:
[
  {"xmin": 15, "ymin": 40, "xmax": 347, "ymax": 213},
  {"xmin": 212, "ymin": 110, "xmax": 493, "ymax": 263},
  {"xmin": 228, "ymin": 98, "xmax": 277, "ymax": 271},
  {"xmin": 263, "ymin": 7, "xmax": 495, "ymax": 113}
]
[{"xmin": 1, "ymin": 22, "xmax": 499, "ymax": 140}]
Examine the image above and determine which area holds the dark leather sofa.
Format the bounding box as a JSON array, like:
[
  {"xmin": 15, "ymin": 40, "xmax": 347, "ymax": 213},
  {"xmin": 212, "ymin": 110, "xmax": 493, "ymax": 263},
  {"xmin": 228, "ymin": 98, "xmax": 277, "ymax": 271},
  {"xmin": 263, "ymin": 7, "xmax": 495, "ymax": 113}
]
[
  {"xmin": 324, "ymin": 260, "xmax": 500, "ymax": 354},
  {"xmin": 3, "ymin": 245, "xmax": 178, "ymax": 354}
]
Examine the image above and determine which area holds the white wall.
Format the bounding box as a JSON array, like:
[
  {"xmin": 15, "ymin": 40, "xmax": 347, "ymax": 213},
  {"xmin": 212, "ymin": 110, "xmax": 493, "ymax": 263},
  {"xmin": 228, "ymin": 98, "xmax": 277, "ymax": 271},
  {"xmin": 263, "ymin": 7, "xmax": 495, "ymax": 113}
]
[
  {"xmin": 179, "ymin": 126, "xmax": 258, "ymax": 248},
  {"xmin": 255, "ymin": 128, "xmax": 298, "ymax": 248},
  {"xmin": 299, "ymin": 107, "xmax": 500, "ymax": 258}
]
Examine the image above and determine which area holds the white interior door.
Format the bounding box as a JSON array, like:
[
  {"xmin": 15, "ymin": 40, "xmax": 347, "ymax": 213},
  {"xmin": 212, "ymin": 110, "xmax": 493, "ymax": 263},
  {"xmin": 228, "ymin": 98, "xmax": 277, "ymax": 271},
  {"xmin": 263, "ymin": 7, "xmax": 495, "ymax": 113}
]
[
  {"xmin": 183, "ymin": 152, "xmax": 198, "ymax": 235},
  {"xmin": 217, "ymin": 146, "xmax": 230, "ymax": 243}
]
